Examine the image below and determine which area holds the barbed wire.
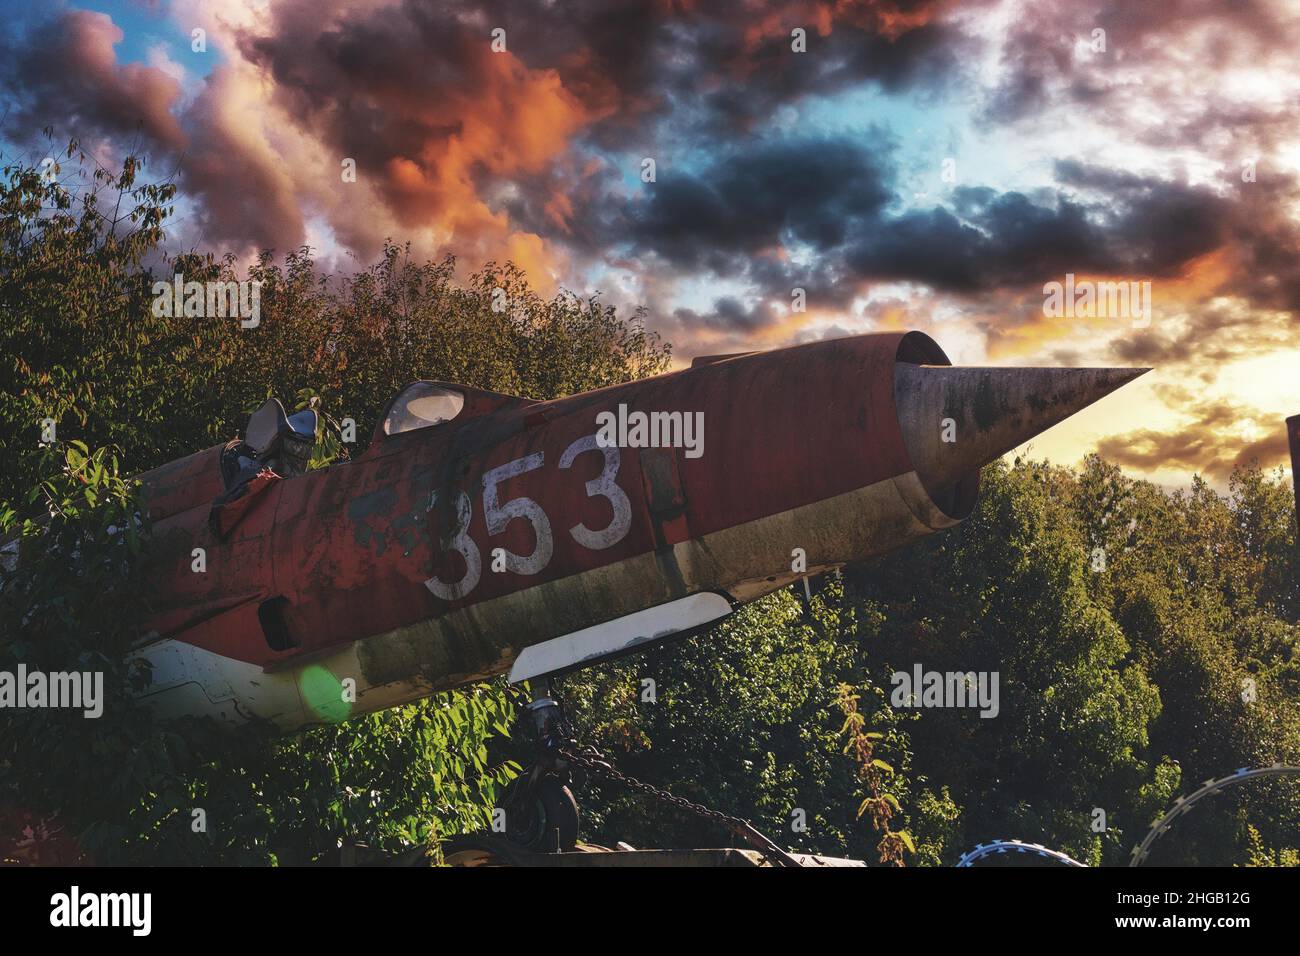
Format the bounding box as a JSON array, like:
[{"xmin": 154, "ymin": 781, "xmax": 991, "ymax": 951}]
[
  {"xmin": 956, "ymin": 839, "xmax": 1087, "ymax": 867},
  {"xmin": 1129, "ymin": 763, "xmax": 1300, "ymax": 866},
  {"xmin": 955, "ymin": 763, "xmax": 1300, "ymax": 868}
]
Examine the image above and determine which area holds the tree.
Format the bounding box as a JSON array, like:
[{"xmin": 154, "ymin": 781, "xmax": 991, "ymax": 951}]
[
  {"xmin": 0, "ymin": 146, "xmax": 669, "ymax": 864},
  {"xmin": 5, "ymin": 144, "xmax": 1296, "ymax": 866}
]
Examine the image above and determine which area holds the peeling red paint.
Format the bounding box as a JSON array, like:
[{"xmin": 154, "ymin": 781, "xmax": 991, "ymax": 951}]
[{"xmin": 136, "ymin": 333, "xmax": 937, "ymax": 674}]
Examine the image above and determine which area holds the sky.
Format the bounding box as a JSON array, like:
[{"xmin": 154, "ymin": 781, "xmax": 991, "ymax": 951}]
[{"xmin": 2, "ymin": 0, "xmax": 1299, "ymax": 489}]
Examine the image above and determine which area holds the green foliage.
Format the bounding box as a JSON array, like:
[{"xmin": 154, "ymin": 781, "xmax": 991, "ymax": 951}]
[
  {"xmin": 0, "ymin": 143, "xmax": 671, "ymax": 505},
  {"xmin": 1, "ymin": 142, "xmax": 179, "ymax": 503},
  {"xmin": 0, "ymin": 146, "xmax": 668, "ymax": 864},
  {"xmin": 0, "ymin": 442, "xmax": 518, "ymax": 864},
  {"xmin": 564, "ymin": 458, "xmax": 1300, "ymax": 866},
  {"xmin": 561, "ymin": 583, "xmax": 930, "ymax": 862},
  {"xmin": 836, "ymin": 680, "xmax": 912, "ymax": 865}
]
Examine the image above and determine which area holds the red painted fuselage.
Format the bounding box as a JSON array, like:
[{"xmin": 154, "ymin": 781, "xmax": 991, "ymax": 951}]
[{"xmin": 131, "ymin": 330, "xmax": 1139, "ymax": 730}]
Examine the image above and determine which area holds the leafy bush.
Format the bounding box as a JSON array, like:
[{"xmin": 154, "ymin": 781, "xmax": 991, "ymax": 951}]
[{"xmin": 0, "ymin": 145, "xmax": 667, "ymax": 864}]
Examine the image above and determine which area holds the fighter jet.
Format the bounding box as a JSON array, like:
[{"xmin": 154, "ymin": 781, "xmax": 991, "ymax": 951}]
[{"xmin": 128, "ymin": 330, "xmax": 1145, "ymax": 848}]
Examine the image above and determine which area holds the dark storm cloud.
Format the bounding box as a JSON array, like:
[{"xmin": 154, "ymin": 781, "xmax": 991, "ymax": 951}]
[
  {"xmin": 1074, "ymin": 158, "xmax": 1300, "ymax": 370},
  {"xmin": 677, "ymin": 5, "xmax": 969, "ymax": 139},
  {"xmin": 673, "ymin": 296, "xmax": 779, "ymax": 333},
  {"xmin": 0, "ymin": 1, "xmax": 975, "ymax": 262},
  {"xmin": 618, "ymin": 145, "xmax": 1230, "ymax": 301},
  {"xmin": 843, "ymin": 167, "xmax": 1232, "ymax": 292},
  {"xmin": 1053, "ymin": 161, "xmax": 1230, "ymax": 272},
  {"xmin": 1225, "ymin": 174, "xmax": 1300, "ymax": 314},
  {"xmin": 844, "ymin": 190, "xmax": 1115, "ymax": 291},
  {"xmin": 622, "ymin": 138, "xmax": 894, "ymax": 272},
  {"xmin": 235, "ymin": 1, "xmax": 484, "ymax": 173},
  {"xmin": 573, "ymin": 135, "xmax": 1248, "ymax": 342}
]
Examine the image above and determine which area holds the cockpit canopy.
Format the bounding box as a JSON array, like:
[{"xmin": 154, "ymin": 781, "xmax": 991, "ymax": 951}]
[
  {"xmin": 381, "ymin": 382, "xmax": 465, "ymax": 436},
  {"xmin": 367, "ymin": 380, "xmax": 536, "ymax": 449}
]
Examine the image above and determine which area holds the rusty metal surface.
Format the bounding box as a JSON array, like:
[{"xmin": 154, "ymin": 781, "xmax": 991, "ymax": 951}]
[
  {"xmin": 137, "ymin": 333, "xmax": 928, "ymax": 669},
  {"xmin": 894, "ymin": 363, "xmax": 1150, "ymax": 509},
  {"xmin": 135, "ymin": 444, "xmax": 227, "ymax": 523}
]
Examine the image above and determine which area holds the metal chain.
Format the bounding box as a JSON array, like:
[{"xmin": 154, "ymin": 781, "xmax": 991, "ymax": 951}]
[{"xmin": 556, "ymin": 740, "xmax": 803, "ymax": 867}]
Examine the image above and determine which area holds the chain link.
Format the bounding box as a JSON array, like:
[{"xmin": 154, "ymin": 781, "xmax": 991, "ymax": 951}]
[{"xmin": 557, "ymin": 740, "xmax": 802, "ymax": 867}]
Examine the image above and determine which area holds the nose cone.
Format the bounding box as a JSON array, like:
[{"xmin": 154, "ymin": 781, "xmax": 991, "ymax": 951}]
[{"xmin": 894, "ymin": 363, "xmax": 1150, "ymax": 510}]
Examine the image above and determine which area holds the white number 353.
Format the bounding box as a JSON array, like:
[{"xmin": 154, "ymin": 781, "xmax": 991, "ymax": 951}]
[{"xmin": 424, "ymin": 434, "xmax": 632, "ymax": 600}]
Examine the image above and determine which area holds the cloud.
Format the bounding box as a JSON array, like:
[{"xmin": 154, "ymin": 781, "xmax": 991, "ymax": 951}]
[
  {"xmin": 1095, "ymin": 386, "xmax": 1291, "ymax": 480},
  {"xmin": 621, "ymin": 137, "xmax": 894, "ymax": 271},
  {"xmin": 1, "ymin": 1, "xmax": 965, "ymax": 272},
  {"xmin": 673, "ymin": 296, "xmax": 780, "ymax": 333},
  {"xmin": 979, "ymin": 0, "xmax": 1295, "ymax": 130},
  {"xmin": 3, "ymin": 0, "xmax": 1300, "ymax": 485},
  {"xmin": 177, "ymin": 64, "xmax": 307, "ymax": 254},
  {"xmin": 1106, "ymin": 299, "xmax": 1300, "ymax": 371},
  {"xmin": 0, "ymin": 10, "xmax": 185, "ymax": 151},
  {"xmin": 678, "ymin": 0, "xmax": 967, "ymax": 136},
  {"xmin": 2, "ymin": 3, "xmax": 1298, "ymax": 427}
]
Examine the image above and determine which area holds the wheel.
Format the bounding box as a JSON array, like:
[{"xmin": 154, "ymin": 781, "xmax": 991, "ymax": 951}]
[{"xmin": 504, "ymin": 775, "xmax": 580, "ymax": 852}]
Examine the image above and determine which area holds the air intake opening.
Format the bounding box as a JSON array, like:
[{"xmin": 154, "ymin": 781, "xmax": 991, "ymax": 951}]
[{"xmin": 259, "ymin": 597, "xmax": 296, "ymax": 651}]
